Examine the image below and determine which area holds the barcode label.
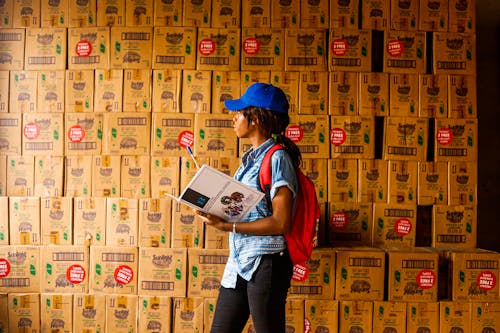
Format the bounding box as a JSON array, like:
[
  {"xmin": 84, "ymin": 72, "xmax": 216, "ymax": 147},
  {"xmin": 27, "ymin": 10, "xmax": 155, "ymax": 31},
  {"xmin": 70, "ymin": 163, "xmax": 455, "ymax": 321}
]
[
  {"xmin": 388, "ymin": 146, "xmax": 417, "ymax": 156},
  {"xmin": 245, "ymin": 57, "xmax": 274, "ymax": 66},
  {"xmin": 156, "ymin": 55, "xmax": 185, "ymax": 65},
  {"xmin": 102, "ymin": 252, "xmax": 135, "ymax": 262},
  {"xmin": 121, "ymin": 32, "xmax": 151, "ymax": 40},
  {"xmin": 334, "ymin": 145, "xmax": 363, "ymax": 154},
  {"xmin": 205, "ymin": 119, "xmax": 232, "ymax": 127},
  {"xmin": 0, "ymin": 118, "xmax": 19, "ymax": 126},
  {"xmin": 387, "ymin": 59, "xmax": 417, "ymax": 68},
  {"xmin": 0, "ymin": 278, "xmax": 30, "ymax": 287},
  {"xmin": 118, "ymin": 117, "xmax": 147, "ymax": 126},
  {"xmin": 299, "ymin": 145, "xmax": 319, "ymax": 153},
  {"xmin": 25, "ymin": 142, "xmax": 54, "ymax": 151},
  {"xmin": 438, "ymin": 148, "xmax": 468, "ymax": 157},
  {"xmin": 0, "ymin": 32, "xmax": 23, "ymax": 41},
  {"xmin": 162, "ymin": 118, "xmax": 192, "ymax": 127},
  {"xmin": 28, "ymin": 56, "xmax": 56, "ymax": 65},
  {"xmin": 200, "ymin": 57, "xmax": 229, "ymax": 65},
  {"xmin": 466, "ymin": 260, "xmax": 499, "ymax": 270},
  {"xmin": 402, "ymin": 259, "xmax": 435, "ymax": 269},
  {"xmin": 288, "ymin": 57, "xmax": 317, "ymax": 66},
  {"xmin": 437, "ymin": 61, "xmax": 467, "ymax": 70},
  {"xmin": 332, "ymin": 58, "xmax": 361, "ymax": 67},
  {"xmin": 198, "ymin": 255, "xmax": 228, "ymax": 265},
  {"xmin": 68, "ymin": 142, "xmax": 97, "ymax": 150},
  {"xmin": 437, "ymin": 234, "xmax": 466, "ymax": 243},
  {"xmin": 384, "ymin": 208, "xmax": 414, "ymax": 218},
  {"xmin": 290, "ymin": 285, "xmax": 322, "ymax": 295},
  {"xmin": 72, "ymin": 55, "xmax": 100, "ymax": 64},
  {"xmin": 53, "ymin": 251, "xmax": 85, "ymax": 261},
  {"xmin": 350, "ymin": 257, "xmax": 382, "ymax": 267},
  {"xmin": 141, "ymin": 280, "xmax": 174, "ymax": 291}
]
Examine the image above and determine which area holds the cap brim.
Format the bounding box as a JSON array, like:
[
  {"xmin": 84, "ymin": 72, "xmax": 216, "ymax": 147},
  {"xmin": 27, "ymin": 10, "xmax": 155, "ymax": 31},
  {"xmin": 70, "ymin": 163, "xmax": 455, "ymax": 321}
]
[{"xmin": 223, "ymin": 99, "xmax": 250, "ymax": 111}]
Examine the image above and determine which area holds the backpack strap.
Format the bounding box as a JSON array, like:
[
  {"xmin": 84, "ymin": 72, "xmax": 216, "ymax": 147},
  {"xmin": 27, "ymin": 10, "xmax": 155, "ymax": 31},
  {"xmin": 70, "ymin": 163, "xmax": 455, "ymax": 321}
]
[{"xmin": 258, "ymin": 144, "xmax": 284, "ymax": 211}]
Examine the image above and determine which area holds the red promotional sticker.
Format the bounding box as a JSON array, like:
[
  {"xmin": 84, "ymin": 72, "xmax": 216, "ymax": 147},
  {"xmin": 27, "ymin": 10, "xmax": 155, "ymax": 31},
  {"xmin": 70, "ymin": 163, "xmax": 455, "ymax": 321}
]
[
  {"xmin": 292, "ymin": 263, "xmax": 309, "ymax": 282},
  {"xmin": 178, "ymin": 130, "xmax": 194, "ymax": 148},
  {"xmin": 68, "ymin": 125, "xmax": 86, "ymax": 143},
  {"xmin": 330, "ymin": 128, "xmax": 347, "ymax": 146},
  {"xmin": 23, "ymin": 122, "xmax": 40, "ymax": 140},
  {"xmin": 394, "ymin": 218, "xmax": 412, "ymax": 236},
  {"xmin": 331, "ymin": 212, "xmax": 349, "ymax": 230},
  {"xmin": 416, "ymin": 269, "xmax": 436, "ymax": 289},
  {"xmin": 0, "ymin": 258, "xmax": 10, "ymax": 278},
  {"xmin": 477, "ymin": 271, "xmax": 497, "ymax": 291},
  {"xmin": 304, "ymin": 318, "xmax": 311, "ymax": 333},
  {"xmin": 286, "ymin": 125, "xmax": 304, "ymax": 143},
  {"xmin": 331, "ymin": 39, "xmax": 349, "ymax": 56},
  {"xmin": 66, "ymin": 264, "xmax": 86, "ymax": 284},
  {"xmin": 198, "ymin": 38, "xmax": 216, "ymax": 56},
  {"xmin": 243, "ymin": 37, "xmax": 261, "ymax": 55},
  {"xmin": 436, "ymin": 128, "xmax": 454, "ymax": 145},
  {"xmin": 114, "ymin": 265, "xmax": 134, "ymax": 285},
  {"xmin": 386, "ymin": 39, "xmax": 404, "ymax": 57},
  {"xmin": 75, "ymin": 40, "xmax": 92, "ymax": 57}
]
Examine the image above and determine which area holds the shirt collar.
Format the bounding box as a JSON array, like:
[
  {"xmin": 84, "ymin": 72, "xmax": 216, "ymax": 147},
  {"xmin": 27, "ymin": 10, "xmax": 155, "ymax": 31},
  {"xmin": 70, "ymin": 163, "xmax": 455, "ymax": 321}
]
[{"xmin": 241, "ymin": 138, "xmax": 276, "ymax": 166}]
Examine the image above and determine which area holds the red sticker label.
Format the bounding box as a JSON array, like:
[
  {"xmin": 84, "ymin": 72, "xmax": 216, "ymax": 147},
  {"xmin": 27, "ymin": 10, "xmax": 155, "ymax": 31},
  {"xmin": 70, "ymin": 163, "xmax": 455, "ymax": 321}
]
[
  {"xmin": 76, "ymin": 40, "xmax": 92, "ymax": 57},
  {"xmin": 243, "ymin": 37, "xmax": 261, "ymax": 55},
  {"xmin": 304, "ymin": 318, "xmax": 311, "ymax": 333},
  {"xmin": 331, "ymin": 39, "xmax": 349, "ymax": 56},
  {"xmin": 286, "ymin": 125, "xmax": 304, "ymax": 143},
  {"xmin": 0, "ymin": 258, "xmax": 11, "ymax": 278},
  {"xmin": 330, "ymin": 128, "xmax": 347, "ymax": 146},
  {"xmin": 436, "ymin": 128, "xmax": 454, "ymax": 145},
  {"xmin": 23, "ymin": 122, "xmax": 40, "ymax": 140},
  {"xmin": 292, "ymin": 263, "xmax": 309, "ymax": 282},
  {"xmin": 386, "ymin": 39, "xmax": 404, "ymax": 57},
  {"xmin": 477, "ymin": 271, "xmax": 497, "ymax": 291},
  {"xmin": 66, "ymin": 264, "xmax": 86, "ymax": 284},
  {"xmin": 114, "ymin": 265, "xmax": 134, "ymax": 285},
  {"xmin": 330, "ymin": 212, "xmax": 349, "ymax": 230},
  {"xmin": 416, "ymin": 269, "xmax": 436, "ymax": 289},
  {"xmin": 178, "ymin": 130, "xmax": 194, "ymax": 148},
  {"xmin": 68, "ymin": 125, "xmax": 86, "ymax": 143},
  {"xmin": 394, "ymin": 218, "xmax": 412, "ymax": 236},
  {"xmin": 198, "ymin": 38, "xmax": 216, "ymax": 56}
]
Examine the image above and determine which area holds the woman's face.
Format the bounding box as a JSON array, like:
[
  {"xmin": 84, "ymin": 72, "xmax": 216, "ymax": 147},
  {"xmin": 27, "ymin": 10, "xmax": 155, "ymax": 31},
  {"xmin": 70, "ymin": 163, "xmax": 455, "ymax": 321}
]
[{"xmin": 232, "ymin": 110, "xmax": 256, "ymax": 138}]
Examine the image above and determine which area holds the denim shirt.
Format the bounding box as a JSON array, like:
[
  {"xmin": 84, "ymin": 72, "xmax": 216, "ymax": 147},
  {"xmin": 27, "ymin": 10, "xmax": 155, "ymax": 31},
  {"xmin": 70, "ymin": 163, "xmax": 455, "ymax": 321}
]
[{"xmin": 221, "ymin": 138, "xmax": 298, "ymax": 288}]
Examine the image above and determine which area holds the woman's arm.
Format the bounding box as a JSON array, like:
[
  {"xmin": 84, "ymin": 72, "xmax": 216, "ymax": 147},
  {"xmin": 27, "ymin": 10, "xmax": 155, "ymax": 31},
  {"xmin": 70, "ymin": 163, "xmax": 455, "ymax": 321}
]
[{"xmin": 196, "ymin": 185, "xmax": 293, "ymax": 236}]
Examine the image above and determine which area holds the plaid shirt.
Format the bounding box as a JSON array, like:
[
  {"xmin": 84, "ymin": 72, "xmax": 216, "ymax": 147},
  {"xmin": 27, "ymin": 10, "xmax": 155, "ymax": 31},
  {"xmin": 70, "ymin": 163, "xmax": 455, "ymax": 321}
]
[{"xmin": 221, "ymin": 138, "xmax": 298, "ymax": 288}]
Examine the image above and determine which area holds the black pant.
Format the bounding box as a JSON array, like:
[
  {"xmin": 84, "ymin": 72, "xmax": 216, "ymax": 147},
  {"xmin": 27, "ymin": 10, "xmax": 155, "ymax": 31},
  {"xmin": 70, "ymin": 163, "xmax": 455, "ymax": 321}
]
[{"xmin": 210, "ymin": 251, "xmax": 293, "ymax": 333}]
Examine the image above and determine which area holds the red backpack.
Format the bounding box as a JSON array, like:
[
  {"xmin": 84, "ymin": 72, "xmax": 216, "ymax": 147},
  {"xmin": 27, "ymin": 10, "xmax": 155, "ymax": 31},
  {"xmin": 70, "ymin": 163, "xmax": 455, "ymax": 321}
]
[{"xmin": 259, "ymin": 144, "xmax": 320, "ymax": 269}]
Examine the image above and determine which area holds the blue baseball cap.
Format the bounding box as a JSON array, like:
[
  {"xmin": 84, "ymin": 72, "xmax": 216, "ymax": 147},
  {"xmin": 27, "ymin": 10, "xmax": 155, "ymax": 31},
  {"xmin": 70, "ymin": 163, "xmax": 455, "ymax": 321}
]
[{"xmin": 224, "ymin": 82, "xmax": 289, "ymax": 115}]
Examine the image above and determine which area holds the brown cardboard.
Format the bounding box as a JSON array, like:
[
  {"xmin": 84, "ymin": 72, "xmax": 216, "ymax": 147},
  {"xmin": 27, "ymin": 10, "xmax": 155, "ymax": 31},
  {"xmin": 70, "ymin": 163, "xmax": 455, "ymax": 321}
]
[
  {"xmin": 417, "ymin": 161, "xmax": 448, "ymax": 205},
  {"xmin": 390, "ymin": 0, "xmax": 419, "ymax": 30},
  {"xmin": 305, "ymin": 300, "xmax": 339, "ymax": 333},
  {"xmin": 419, "ymin": 0, "xmax": 448, "ymax": 31},
  {"xmin": 0, "ymin": 156, "xmax": 4, "ymax": 197},
  {"xmin": 387, "ymin": 248, "xmax": 439, "ymax": 302},
  {"xmin": 96, "ymin": 0, "xmax": 125, "ymax": 27},
  {"xmin": 196, "ymin": 28, "xmax": 240, "ymax": 71},
  {"xmin": 172, "ymin": 297, "xmax": 204, "ymax": 333},
  {"xmin": 372, "ymin": 301, "xmax": 407, "ymax": 333},
  {"xmin": 40, "ymin": 245, "xmax": 89, "ymax": 293},
  {"xmin": 329, "ymin": 71, "xmax": 359, "ymax": 116},
  {"xmin": 105, "ymin": 197, "xmax": 139, "ymax": 247},
  {"xmin": 434, "ymin": 118, "xmax": 477, "ymax": 162},
  {"xmin": 105, "ymin": 295, "xmax": 138, "ymax": 332},
  {"xmin": 125, "ymin": 0, "xmax": 153, "ymax": 26},
  {"xmin": 153, "ymin": 0, "xmax": 182, "ymax": 26},
  {"xmin": 24, "ymin": 27, "xmax": 66, "ymax": 70},
  {"xmin": 330, "ymin": 116, "xmax": 375, "ymax": 159},
  {"xmin": 122, "ymin": 69, "xmax": 151, "ymax": 112},
  {"xmin": 6, "ymin": 155, "xmax": 34, "ymax": 196},
  {"xmin": 339, "ymin": 301, "xmax": 374, "ymax": 333},
  {"xmin": 358, "ymin": 159, "xmax": 388, "ymax": 203},
  {"xmin": 287, "ymin": 115, "xmax": 330, "ymax": 158},
  {"xmin": 335, "ymin": 247, "xmax": 385, "ymax": 300},
  {"xmin": 432, "ymin": 204, "xmax": 477, "ymax": 248},
  {"xmin": 449, "ymin": 0, "xmax": 476, "ymax": 33},
  {"xmin": 110, "ymin": 26, "xmax": 153, "ymax": 69},
  {"xmin": 13, "ymin": 0, "xmax": 41, "ymax": 27},
  {"xmin": 439, "ymin": 302, "xmax": 472, "ymax": 332},
  {"xmin": 383, "ymin": 116, "xmax": 429, "ymax": 161},
  {"xmin": 285, "ymin": 299, "xmax": 305, "ymax": 333},
  {"xmin": 448, "ymin": 74, "xmax": 477, "ymax": 118},
  {"xmin": 329, "ymin": 28, "xmax": 372, "ymax": 73},
  {"xmin": 92, "ymin": 154, "xmax": 121, "ymax": 197},
  {"xmin": 188, "ymin": 248, "xmax": 229, "ymax": 298},
  {"xmin": 0, "ymin": 70, "xmax": 8, "ymax": 112},
  {"xmin": 388, "ymin": 160, "xmax": 418, "ymax": 205},
  {"xmin": 138, "ymin": 197, "xmax": 172, "ymax": 247},
  {"xmin": 0, "ymin": 113, "xmax": 22, "ymax": 155},
  {"xmin": 37, "ymin": 70, "xmax": 65, "ymax": 113},
  {"xmin": 300, "ymin": 0, "xmax": 328, "ymax": 28},
  {"xmin": 180, "ymin": 155, "xmax": 210, "ymax": 190},
  {"xmin": 152, "ymin": 26, "xmax": 196, "ymax": 70},
  {"xmin": 193, "ymin": 113, "xmax": 238, "ymax": 158},
  {"xmin": 120, "ymin": 155, "xmax": 151, "ymax": 198},
  {"xmin": 240, "ymin": 70, "xmax": 271, "ymax": 92},
  {"xmin": 419, "ymin": 74, "xmax": 448, "ymax": 118},
  {"xmin": 102, "ymin": 112, "xmax": 151, "ymax": 155},
  {"xmin": 8, "ymin": 293, "xmax": 40, "ymax": 332},
  {"xmin": 241, "ymin": 0, "xmax": 271, "ymax": 28},
  {"xmin": 182, "ymin": 0, "xmax": 211, "ymax": 27},
  {"xmin": 406, "ymin": 302, "xmax": 440, "ymax": 333},
  {"xmin": 9, "ymin": 197, "xmax": 40, "ymax": 245},
  {"xmin": 389, "ymin": 73, "xmax": 419, "ymax": 117},
  {"xmin": 241, "ymin": 28, "xmax": 284, "ymax": 72},
  {"xmin": 22, "ymin": 112, "xmax": 64, "ymax": 156},
  {"xmin": 285, "ymin": 28, "xmax": 327, "ymax": 72},
  {"xmin": 432, "ymin": 32, "xmax": 476, "ymax": 75},
  {"xmin": 171, "ymin": 202, "xmax": 205, "ymax": 248},
  {"xmin": 152, "ymin": 69, "xmax": 182, "ymax": 112},
  {"xmin": 150, "ymin": 112, "xmax": 194, "ymax": 157},
  {"xmin": 65, "ymin": 69, "xmax": 94, "ymax": 113},
  {"xmin": 204, "ymin": 226, "xmax": 229, "ymax": 249},
  {"xmin": 270, "ymin": 0, "xmax": 299, "ymax": 28},
  {"xmin": 150, "ymin": 156, "xmax": 180, "ymax": 198},
  {"xmin": 361, "ymin": 0, "xmax": 389, "ymax": 29},
  {"xmin": 73, "ymin": 293, "xmax": 106, "ymax": 332},
  {"xmin": 181, "ymin": 70, "xmax": 212, "ymax": 113},
  {"xmin": 40, "ymin": 196, "xmax": 72, "ymax": 245},
  {"xmin": 212, "ymin": 0, "xmax": 240, "ymax": 28},
  {"xmin": 211, "ymin": 71, "xmax": 241, "ymax": 114},
  {"xmin": 0, "ymin": 197, "xmax": 7, "ymax": 244},
  {"xmin": 329, "ymin": 202, "xmax": 373, "ymax": 247},
  {"xmin": 289, "ymin": 248, "xmax": 335, "ymax": 299},
  {"xmin": 471, "ymin": 302, "xmax": 500, "ymax": 332},
  {"xmin": 384, "ymin": 31, "xmax": 426, "ymax": 74},
  {"xmin": 0, "ymin": 294, "xmax": 7, "ymax": 331},
  {"xmin": 298, "ymin": 71, "xmax": 329, "ymax": 115},
  {"xmin": 64, "ymin": 112, "xmax": 103, "ymax": 156},
  {"xmin": 9, "ymin": 70, "xmax": 37, "ymax": 113},
  {"xmin": 41, "ymin": 0, "xmax": 68, "ymax": 27},
  {"xmin": 372, "ymin": 203, "xmax": 417, "ymax": 248},
  {"xmin": 448, "ymin": 161, "xmax": 477, "ymax": 205},
  {"xmin": 300, "ymin": 158, "xmax": 328, "ymax": 204},
  {"xmin": 67, "ymin": 0, "xmax": 96, "ymax": 27},
  {"xmin": 204, "ymin": 297, "xmax": 217, "ymax": 333},
  {"xmin": 89, "ymin": 245, "xmax": 138, "ymax": 294},
  {"xmin": 271, "ymin": 71, "xmax": 300, "ymax": 114},
  {"xmin": 64, "ymin": 155, "xmax": 92, "ymax": 197},
  {"xmin": 138, "ymin": 295, "xmax": 172, "ymax": 333},
  {"xmin": 327, "ymin": 158, "xmax": 358, "ymax": 202},
  {"xmin": 68, "ymin": 27, "xmax": 110, "ymax": 69},
  {"xmin": 73, "ymin": 196, "xmax": 107, "ymax": 246},
  {"xmin": 0, "ymin": 29, "xmax": 25, "ymax": 70},
  {"xmin": 138, "ymin": 247, "xmax": 187, "ymax": 297},
  {"xmin": 94, "ymin": 69, "xmax": 123, "ymax": 112},
  {"xmin": 329, "ymin": 0, "xmax": 358, "ymax": 29},
  {"xmin": 0, "ymin": 0, "xmax": 13, "ymax": 28},
  {"xmin": 0, "ymin": 246, "xmax": 40, "ymax": 293}
]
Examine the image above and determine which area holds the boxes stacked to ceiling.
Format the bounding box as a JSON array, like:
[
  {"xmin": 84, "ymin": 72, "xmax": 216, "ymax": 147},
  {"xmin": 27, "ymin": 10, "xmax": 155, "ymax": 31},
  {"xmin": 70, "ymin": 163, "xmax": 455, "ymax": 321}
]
[{"xmin": 0, "ymin": 0, "xmax": 498, "ymax": 332}]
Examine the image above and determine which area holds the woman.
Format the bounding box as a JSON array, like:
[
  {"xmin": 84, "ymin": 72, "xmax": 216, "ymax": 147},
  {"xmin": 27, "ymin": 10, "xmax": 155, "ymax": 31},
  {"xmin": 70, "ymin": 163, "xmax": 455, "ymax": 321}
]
[{"xmin": 196, "ymin": 83, "xmax": 302, "ymax": 333}]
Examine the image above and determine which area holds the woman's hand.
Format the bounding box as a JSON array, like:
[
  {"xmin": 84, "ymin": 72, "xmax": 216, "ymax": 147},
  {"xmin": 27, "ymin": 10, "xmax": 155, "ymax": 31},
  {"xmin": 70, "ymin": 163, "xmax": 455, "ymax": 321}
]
[{"xmin": 195, "ymin": 211, "xmax": 231, "ymax": 232}]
